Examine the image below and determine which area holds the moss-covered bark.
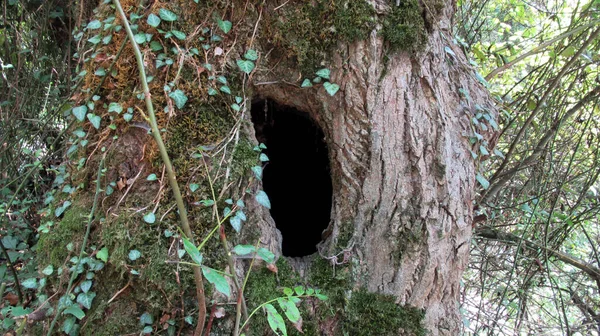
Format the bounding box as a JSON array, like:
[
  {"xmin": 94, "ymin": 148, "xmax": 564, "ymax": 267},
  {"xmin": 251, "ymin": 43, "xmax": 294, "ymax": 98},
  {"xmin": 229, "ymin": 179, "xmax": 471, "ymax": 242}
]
[{"xmin": 36, "ymin": 0, "xmax": 495, "ymax": 335}]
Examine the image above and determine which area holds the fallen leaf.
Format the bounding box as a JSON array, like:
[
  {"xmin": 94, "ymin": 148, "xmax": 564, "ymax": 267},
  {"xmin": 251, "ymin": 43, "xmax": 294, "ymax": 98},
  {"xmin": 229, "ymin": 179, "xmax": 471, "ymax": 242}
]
[
  {"xmin": 214, "ymin": 307, "xmax": 226, "ymax": 318},
  {"xmin": 266, "ymin": 263, "xmax": 278, "ymax": 273},
  {"xmin": 292, "ymin": 316, "xmax": 304, "ymax": 333},
  {"xmin": 4, "ymin": 293, "xmax": 19, "ymax": 305}
]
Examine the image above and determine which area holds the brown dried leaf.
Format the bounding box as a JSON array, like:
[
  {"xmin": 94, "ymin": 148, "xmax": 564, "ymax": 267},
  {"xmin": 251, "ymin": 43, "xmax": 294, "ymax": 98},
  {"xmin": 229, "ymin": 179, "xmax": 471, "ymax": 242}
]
[{"xmin": 266, "ymin": 263, "xmax": 278, "ymax": 273}]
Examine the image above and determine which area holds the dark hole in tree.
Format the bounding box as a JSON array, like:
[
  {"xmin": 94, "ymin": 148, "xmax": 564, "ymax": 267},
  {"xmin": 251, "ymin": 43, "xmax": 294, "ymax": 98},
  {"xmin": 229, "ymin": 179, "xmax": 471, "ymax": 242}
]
[{"xmin": 251, "ymin": 99, "xmax": 332, "ymax": 257}]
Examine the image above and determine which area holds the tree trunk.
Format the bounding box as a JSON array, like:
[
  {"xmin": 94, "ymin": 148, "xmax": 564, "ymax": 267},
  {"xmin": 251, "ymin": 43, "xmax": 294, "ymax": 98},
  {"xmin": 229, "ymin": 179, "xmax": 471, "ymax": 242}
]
[{"xmin": 39, "ymin": 1, "xmax": 496, "ymax": 335}]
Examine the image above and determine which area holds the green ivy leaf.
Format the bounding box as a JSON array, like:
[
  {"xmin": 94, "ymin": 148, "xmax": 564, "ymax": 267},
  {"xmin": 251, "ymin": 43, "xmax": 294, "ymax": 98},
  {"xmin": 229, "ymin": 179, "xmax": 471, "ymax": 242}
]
[
  {"xmin": 87, "ymin": 113, "xmax": 101, "ymax": 129},
  {"xmin": 88, "ymin": 35, "xmax": 101, "ymax": 44},
  {"xmin": 244, "ymin": 49, "xmax": 258, "ymax": 61},
  {"xmin": 42, "ymin": 265, "xmax": 54, "ymax": 275},
  {"xmin": 301, "ymin": 79, "xmax": 312, "ymax": 87},
  {"xmin": 87, "ymin": 20, "xmax": 102, "ymax": 30},
  {"xmin": 72, "ymin": 106, "xmax": 88, "ymax": 121},
  {"xmin": 150, "ymin": 41, "xmax": 163, "ymax": 51},
  {"xmin": 143, "ymin": 212, "xmax": 156, "ymax": 224},
  {"xmin": 189, "ymin": 183, "xmax": 200, "ymax": 192},
  {"xmin": 64, "ymin": 305, "xmax": 86, "ymax": 320},
  {"xmin": 323, "ymin": 82, "xmax": 340, "ymax": 96},
  {"xmin": 77, "ymin": 292, "xmax": 96, "ymax": 310},
  {"xmin": 96, "ymin": 247, "xmax": 108, "ymax": 262},
  {"xmin": 231, "ymin": 103, "xmax": 241, "ymax": 112},
  {"xmin": 94, "ymin": 67, "xmax": 106, "ymax": 76},
  {"xmin": 147, "ymin": 174, "xmax": 158, "ymax": 181},
  {"xmin": 202, "ymin": 266, "xmax": 230, "ymax": 297},
  {"xmin": 123, "ymin": 113, "xmax": 133, "ymax": 122},
  {"xmin": 208, "ymin": 87, "xmax": 218, "ymax": 96},
  {"xmin": 171, "ymin": 30, "xmax": 186, "ymax": 40},
  {"xmin": 102, "ymin": 35, "xmax": 112, "ymax": 45},
  {"xmin": 255, "ymin": 190, "xmax": 271, "ymax": 209},
  {"xmin": 315, "ymin": 68, "xmax": 330, "ymax": 79},
  {"xmin": 476, "ymin": 173, "xmax": 490, "ymax": 189},
  {"xmin": 169, "ymin": 89, "xmax": 188, "ymax": 109},
  {"xmin": 217, "ymin": 76, "xmax": 227, "ymax": 84},
  {"xmin": 217, "ymin": 19, "xmax": 232, "ymax": 34},
  {"xmin": 230, "ymin": 215, "xmax": 242, "ymax": 233},
  {"xmin": 108, "ymin": 102, "xmax": 123, "ymax": 113},
  {"xmin": 10, "ymin": 306, "xmax": 32, "ymax": 318},
  {"xmin": 140, "ymin": 312, "xmax": 153, "ymax": 325},
  {"xmin": 134, "ymin": 33, "xmax": 147, "ymax": 44},
  {"xmin": 147, "ymin": 13, "xmax": 161, "ymax": 27},
  {"xmin": 182, "ymin": 237, "xmax": 203, "ymax": 265},
  {"xmin": 259, "ymin": 153, "xmax": 269, "ymax": 162},
  {"xmin": 128, "ymin": 250, "xmax": 142, "ymax": 261},
  {"xmin": 220, "ymin": 86, "xmax": 231, "ymax": 94},
  {"xmin": 159, "ymin": 8, "xmax": 177, "ymax": 22},
  {"xmin": 22, "ymin": 278, "xmax": 38, "ymax": 289},
  {"xmin": 80, "ymin": 280, "xmax": 93, "ymax": 293},
  {"xmin": 62, "ymin": 317, "xmax": 76, "ymax": 334},
  {"xmin": 251, "ymin": 166, "xmax": 262, "ymax": 180},
  {"xmin": 236, "ymin": 59, "xmax": 255, "ymax": 74}
]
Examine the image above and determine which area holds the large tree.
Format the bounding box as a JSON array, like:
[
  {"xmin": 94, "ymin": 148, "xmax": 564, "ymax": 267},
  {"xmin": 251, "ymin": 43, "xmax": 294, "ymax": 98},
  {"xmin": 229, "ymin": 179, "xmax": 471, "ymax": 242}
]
[{"xmin": 27, "ymin": 0, "xmax": 498, "ymax": 335}]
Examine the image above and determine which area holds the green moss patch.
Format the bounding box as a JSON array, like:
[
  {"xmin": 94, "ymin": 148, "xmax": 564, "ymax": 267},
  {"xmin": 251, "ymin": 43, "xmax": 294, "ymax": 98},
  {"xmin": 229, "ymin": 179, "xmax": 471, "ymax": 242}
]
[
  {"xmin": 345, "ymin": 288, "xmax": 426, "ymax": 336},
  {"xmin": 382, "ymin": 0, "xmax": 428, "ymax": 53},
  {"xmin": 37, "ymin": 204, "xmax": 89, "ymax": 267}
]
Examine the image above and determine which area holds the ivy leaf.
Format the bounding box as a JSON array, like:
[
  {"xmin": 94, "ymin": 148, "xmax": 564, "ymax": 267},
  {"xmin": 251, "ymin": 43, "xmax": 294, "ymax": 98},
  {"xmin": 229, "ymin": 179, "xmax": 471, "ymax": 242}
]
[
  {"xmin": 96, "ymin": 247, "xmax": 109, "ymax": 262},
  {"xmin": 202, "ymin": 266, "xmax": 230, "ymax": 297},
  {"xmin": 171, "ymin": 30, "xmax": 186, "ymax": 40},
  {"xmin": 42, "ymin": 265, "xmax": 54, "ymax": 276},
  {"xmin": 236, "ymin": 59, "xmax": 255, "ymax": 74},
  {"xmin": 146, "ymin": 174, "xmax": 158, "ymax": 181},
  {"xmin": 22, "ymin": 278, "xmax": 38, "ymax": 289},
  {"xmin": 255, "ymin": 190, "xmax": 271, "ymax": 209},
  {"xmin": 64, "ymin": 305, "xmax": 86, "ymax": 320},
  {"xmin": 87, "ymin": 20, "xmax": 102, "ymax": 30},
  {"xmin": 182, "ymin": 237, "xmax": 203, "ymax": 265},
  {"xmin": 62, "ymin": 317, "xmax": 76, "ymax": 334},
  {"xmin": 323, "ymin": 82, "xmax": 340, "ymax": 96},
  {"xmin": 80, "ymin": 280, "xmax": 93, "ymax": 293},
  {"xmin": 169, "ymin": 90, "xmax": 188, "ymax": 109},
  {"xmin": 108, "ymin": 102, "xmax": 123, "ymax": 113},
  {"xmin": 189, "ymin": 183, "xmax": 200, "ymax": 192},
  {"xmin": 251, "ymin": 166, "xmax": 262, "ymax": 180},
  {"xmin": 230, "ymin": 215, "xmax": 242, "ymax": 233},
  {"xmin": 87, "ymin": 113, "xmax": 102, "ymax": 129},
  {"xmin": 102, "ymin": 35, "xmax": 112, "ymax": 45},
  {"xmin": 140, "ymin": 312, "xmax": 153, "ymax": 325},
  {"xmin": 244, "ymin": 49, "xmax": 258, "ymax": 61},
  {"xmin": 476, "ymin": 173, "xmax": 490, "ymax": 189},
  {"xmin": 77, "ymin": 292, "xmax": 96, "ymax": 310},
  {"xmin": 94, "ymin": 67, "xmax": 106, "ymax": 76},
  {"xmin": 265, "ymin": 304, "xmax": 287, "ymax": 336},
  {"xmin": 88, "ymin": 35, "xmax": 101, "ymax": 44},
  {"xmin": 143, "ymin": 212, "xmax": 156, "ymax": 224},
  {"xmin": 231, "ymin": 103, "xmax": 241, "ymax": 112},
  {"xmin": 128, "ymin": 250, "xmax": 142, "ymax": 261},
  {"xmin": 301, "ymin": 79, "xmax": 312, "ymax": 87},
  {"xmin": 259, "ymin": 153, "xmax": 269, "ymax": 162},
  {"xmin": 220, "ymin": 86, "xmax": 231, "ymax": 94},
  {"xmin": 315, "ymin": 68, "xmax": 330, "ymax": 79},
  {"xmin": 72, "ymin": 106, "xmax": 88, "ymax": 121},
  {"xmin": 159, "ymin": 8, "xmax": 177, "ymax": 21},
  {"xmin": 123, "ymin": 113, "xmax": 133, "ymax": 122},
  {"xmin": 217, "ymin": 19, "xmax": 232, "ymax": 34},
  {"xmin": 147, "ymin": 13, "xmax": 161, "ymax": 27},
  {"xmin": 134, "ymin": 33, "xmax": 147, "ymax": 44}
]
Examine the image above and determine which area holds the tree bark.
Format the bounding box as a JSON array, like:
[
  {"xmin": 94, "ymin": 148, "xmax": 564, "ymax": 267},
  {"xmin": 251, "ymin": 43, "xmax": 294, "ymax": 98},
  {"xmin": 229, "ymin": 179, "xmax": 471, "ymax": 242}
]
[{"xmin": 252, "ymin": 2, "xmax": 495, "ymax": 335}]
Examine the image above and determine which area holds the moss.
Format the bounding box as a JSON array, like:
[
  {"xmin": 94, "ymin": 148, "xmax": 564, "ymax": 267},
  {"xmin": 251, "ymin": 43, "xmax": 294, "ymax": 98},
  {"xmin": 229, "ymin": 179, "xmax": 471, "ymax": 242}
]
[
  {"xmin": 269, "ymin": 0, "xmax": 376, "ymax": 74},
  {"xmin": 36, "ymin": 204, "xmax": 88, "ymax": 267},
  {"xmin": 344, "ymin": 288, "xmax": 426, "ymax": 336},
  {"xmin": 381, "ymin": 0, "xmax": 428, "ymax": 53}
]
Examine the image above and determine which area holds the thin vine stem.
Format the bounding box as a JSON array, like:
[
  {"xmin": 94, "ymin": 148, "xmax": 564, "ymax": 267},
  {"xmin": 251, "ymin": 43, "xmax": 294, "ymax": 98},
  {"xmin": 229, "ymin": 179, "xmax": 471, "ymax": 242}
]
[
  {"xmin": 46, "ymin": 154, "xmax": 105, "ymax": 336},
  {"xmin": 111, "ymin": 1, "xmax": 207, "ymax": 334}
]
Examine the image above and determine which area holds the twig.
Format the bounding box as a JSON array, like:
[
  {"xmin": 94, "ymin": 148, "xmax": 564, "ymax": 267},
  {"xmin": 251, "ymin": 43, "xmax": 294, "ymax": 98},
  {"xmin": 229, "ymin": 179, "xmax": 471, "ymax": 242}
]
[
  {"xmin": 107, "ymin": 279, "xmax": 132, "ymax": 304},
  {"xmin": 112, "ymin": 1, "xmax": 207, "ymax": 334}
]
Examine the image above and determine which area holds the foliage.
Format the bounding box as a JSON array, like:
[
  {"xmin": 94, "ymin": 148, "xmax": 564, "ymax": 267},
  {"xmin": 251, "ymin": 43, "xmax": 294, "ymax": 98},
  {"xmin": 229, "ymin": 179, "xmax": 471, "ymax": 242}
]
[{"xmin": 457, "ymin": 0, "xmax": 600, "ymax": 334}]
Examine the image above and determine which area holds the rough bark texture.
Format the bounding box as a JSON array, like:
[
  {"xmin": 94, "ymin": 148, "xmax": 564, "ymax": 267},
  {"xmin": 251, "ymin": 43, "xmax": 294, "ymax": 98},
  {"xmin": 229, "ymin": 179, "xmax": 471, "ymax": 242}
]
[{"xmin": 251, "ymin": 1, "xmax": 495, "ymax": 334}]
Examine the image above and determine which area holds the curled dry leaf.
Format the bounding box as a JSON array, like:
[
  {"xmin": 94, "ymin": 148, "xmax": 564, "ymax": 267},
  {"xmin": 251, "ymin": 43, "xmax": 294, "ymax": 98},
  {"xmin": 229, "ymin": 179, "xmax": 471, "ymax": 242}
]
[{"xmin": 266, "ymin": 263, "xmax": 278, "ymax": 273}]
